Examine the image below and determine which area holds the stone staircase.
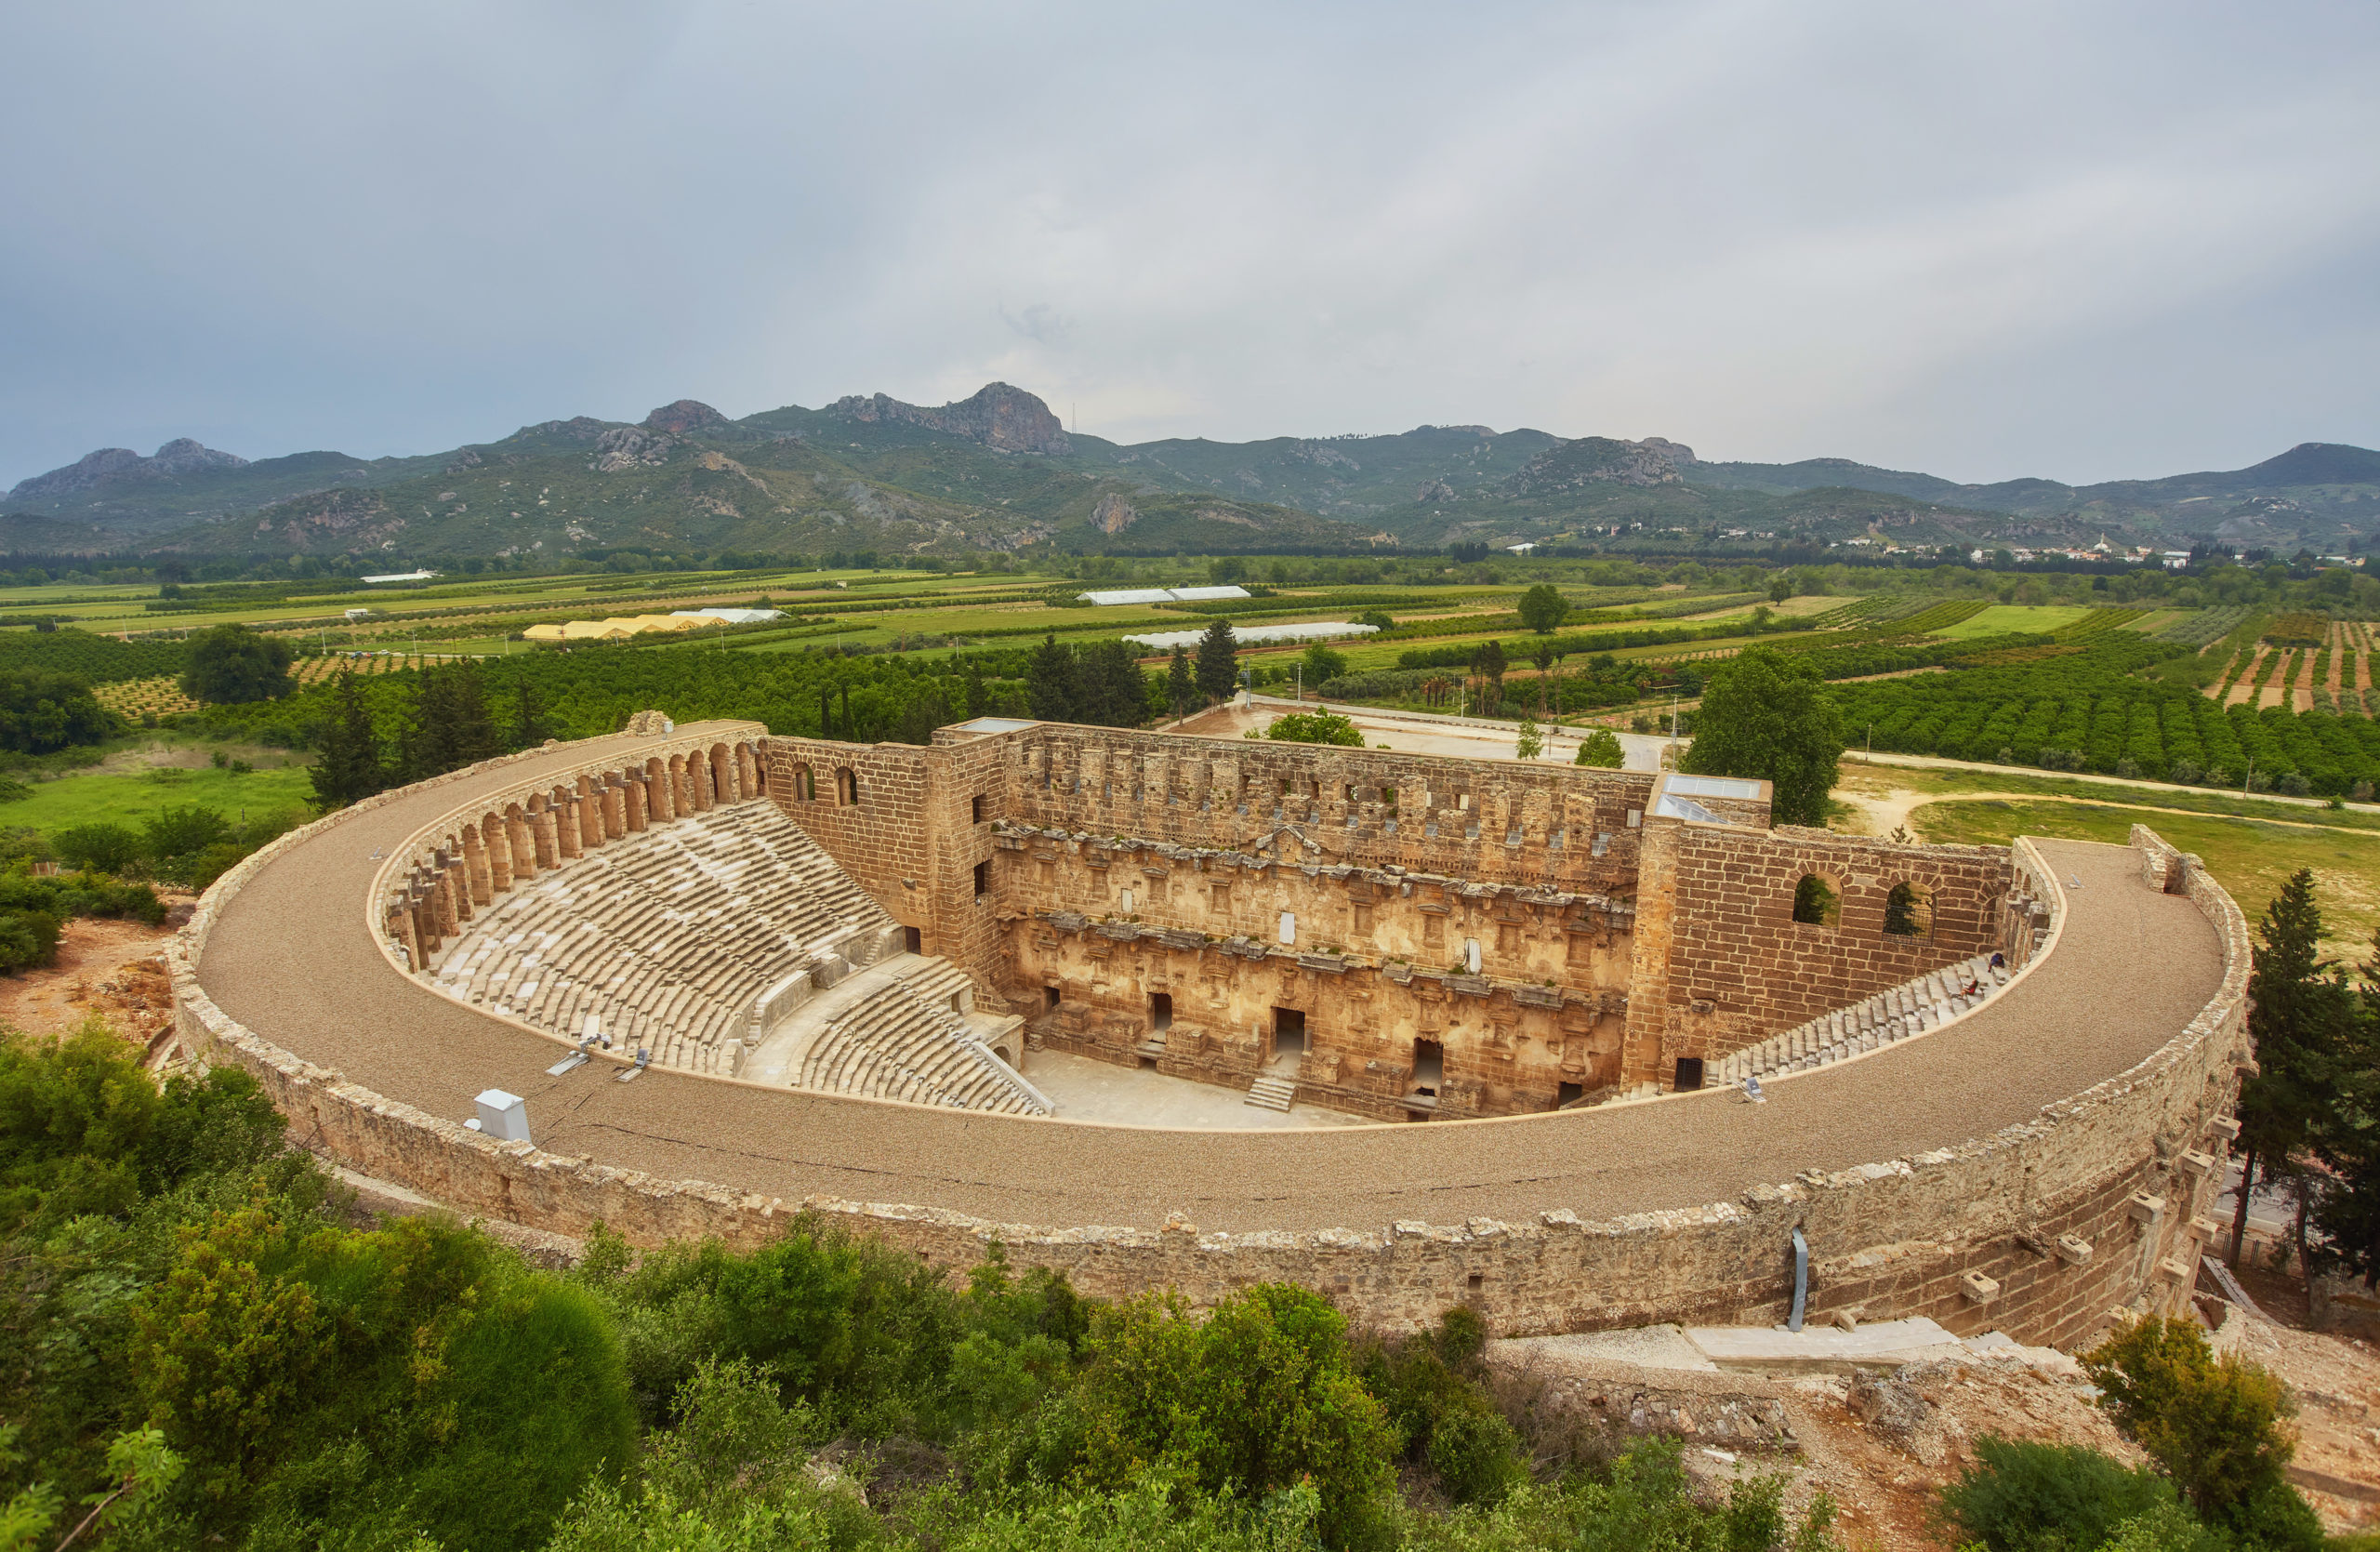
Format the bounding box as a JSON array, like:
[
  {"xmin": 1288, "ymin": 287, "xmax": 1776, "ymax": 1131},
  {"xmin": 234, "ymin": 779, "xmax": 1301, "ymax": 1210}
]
[
  {"xmin": 1712, "ymin": 954, "xmax": 2010, "ymax": 1087},
  {"xmin": 1245, "ymin": 1073, "xmax": 1298, "ymax": 1112}
]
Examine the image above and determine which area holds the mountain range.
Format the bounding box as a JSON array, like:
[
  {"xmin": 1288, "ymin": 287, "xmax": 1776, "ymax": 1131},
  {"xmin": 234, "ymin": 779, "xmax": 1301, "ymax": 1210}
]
[{"xmin": 7, "ymin": 382, "xmax": 2375, "ymax": 562}]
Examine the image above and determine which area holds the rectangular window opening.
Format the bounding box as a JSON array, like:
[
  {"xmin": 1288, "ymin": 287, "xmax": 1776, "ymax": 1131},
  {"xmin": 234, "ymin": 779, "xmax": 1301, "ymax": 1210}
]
[
  {"xmin": 971, "ymin": 794, "xmax": 987, "ymax": 823},
  {"xmin": 1673, "ymin": 1056, "xmax": 1705, "ymax": 1093},
  {"xmin": 972, "ymin": 860, "xmax": 990, "ymax": 896}
]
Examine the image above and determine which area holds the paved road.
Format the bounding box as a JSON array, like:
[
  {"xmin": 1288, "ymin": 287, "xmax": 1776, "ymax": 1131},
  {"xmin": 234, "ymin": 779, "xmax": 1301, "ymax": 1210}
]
[{"xmin": 196, "ymin": 729, "xmax": 2224, "ymax": 1234}]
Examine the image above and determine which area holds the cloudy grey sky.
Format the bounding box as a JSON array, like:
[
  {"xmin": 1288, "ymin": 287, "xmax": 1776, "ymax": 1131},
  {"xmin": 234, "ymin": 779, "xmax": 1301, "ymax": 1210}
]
[{"xmin": 6, "ymin": 1, "xmax": 2377, "ymax": 489}]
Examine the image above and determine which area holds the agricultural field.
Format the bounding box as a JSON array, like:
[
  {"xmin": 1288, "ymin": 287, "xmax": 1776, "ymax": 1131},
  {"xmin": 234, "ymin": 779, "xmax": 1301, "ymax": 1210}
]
[
  {"xmin": 91, "ymin": 675, "xmax": 198, "ymax": 719},
  {"xmin": 1933, "ymin": 604, "xmax": 2094, "ymax": 639}
]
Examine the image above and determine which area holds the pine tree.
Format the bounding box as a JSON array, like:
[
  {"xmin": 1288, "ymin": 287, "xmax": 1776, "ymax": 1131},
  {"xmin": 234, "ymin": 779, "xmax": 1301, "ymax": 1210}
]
[
  {"xmin": 307, "ymin": 670, "xmax": 385, "ymax": 811},
  {"xmin": 1195, "ymin": 619, "xmax": 1238, "ymax": 705},
  {"xmin": 1514, "ymin": 717, "xmax": 1542, "ymax": 760},
  {"xmin": 1168, "ymin": 645, "xmax": 1195, "ymax": 720},
  {"xmin": 1678, "ymin": 645, "xmax": 1846, "ymax": 828}
]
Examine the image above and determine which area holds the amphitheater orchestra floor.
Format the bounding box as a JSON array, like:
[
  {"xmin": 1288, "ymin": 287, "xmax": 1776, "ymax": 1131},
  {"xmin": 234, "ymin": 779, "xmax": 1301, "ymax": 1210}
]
[{"xmin": 1021, "ymin": 1049, "xmax": 1370, "ymax": 1130}]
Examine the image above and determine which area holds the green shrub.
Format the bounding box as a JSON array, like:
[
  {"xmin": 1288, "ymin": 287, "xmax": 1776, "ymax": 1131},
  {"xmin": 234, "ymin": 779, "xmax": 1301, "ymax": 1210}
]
[
  {"xmin": 53, "ymin": 822, "xmax": 143, "ymax": 874},
  {"xmin": 1574, "ymin": 729, "xmax": 1624, "ymax": 767},
  {"xmin": 1937, "ymin": 1436, "xmax": 2178, "ymax": 1551},
  {"xmin": 1265, "ymin": 711, "xmax": 1366, "ymax": 747},
  {"xmin": 1078, "ymin": 1285, "xmax": 1395, "ymax": 1545},
  {"xmin": 2083, "ymin": 1316, "xmax": 2315, "ymax": 1542}
]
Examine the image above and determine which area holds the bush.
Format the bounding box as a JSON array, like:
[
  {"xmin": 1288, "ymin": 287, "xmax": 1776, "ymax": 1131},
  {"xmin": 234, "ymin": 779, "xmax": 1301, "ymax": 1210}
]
[
  {"xmin": 53, "ymin": 823, "xmax": 142, "ymax": 874},
  {"xmin": 1937, "ymin": 1436, "xmax": 2179, "ymax": 1551},
  {"xmin": 1265, "ymin": 711, "xmax": 1367, "ymax": 748},
  {"xmin": 1078, "ymin": 1284, "xmax": 1395, "ymax": 1545},
  {"xmin": 2083, "ymin": 1317, "xmax": 2316, "ymax": 1543}
]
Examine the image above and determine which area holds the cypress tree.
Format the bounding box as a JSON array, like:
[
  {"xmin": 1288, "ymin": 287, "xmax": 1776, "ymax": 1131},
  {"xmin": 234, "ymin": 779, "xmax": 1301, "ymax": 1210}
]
[
  {"xmin": 1168, "ymin": 645, "xmax": 1195, "ymax": 719},
  {"xmin": 445, "ymin": 660, "xmax": 500, "ymax": 768},
  {"xmin": 1194, "ymin": 618, "xmax": 1238, "ymax": 705},
  {"xmin": 1078, "ymin": 640, "xmax": 1148, "ymax": 728},
  {"xmin": 1026, "ymin": 634, "xmax": 1080, "ymax": 722},
  {"xmin": 307, "ymin": 670, "xmax": 385, "ymax": 811},
  {"xmin": 512, "ymin": 680, "xmax": 551, "ymax": 748},
  {"xmin": 2232, "ymin": 869, "xmax": 2350, "ymax": 1266}
]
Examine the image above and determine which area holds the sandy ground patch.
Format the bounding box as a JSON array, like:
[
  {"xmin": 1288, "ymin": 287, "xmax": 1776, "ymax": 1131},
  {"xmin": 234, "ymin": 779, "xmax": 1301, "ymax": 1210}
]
[{"xmin": 0, "ymin": 905, "xmax": 187, "ymax": 1048}]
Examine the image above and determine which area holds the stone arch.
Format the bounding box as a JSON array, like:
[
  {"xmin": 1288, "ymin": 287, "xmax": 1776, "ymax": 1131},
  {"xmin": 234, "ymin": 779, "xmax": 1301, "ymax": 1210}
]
[
  {"xmin": 836, "ymin": 766, "xmax": 861, "ymax": 806},
  {"xmin": 1790, "ymin": 873, "xmax": 1841, "ymax": 927},
  {"xmin": 1883, "ymin": 880, "xmax": 1934, "ymax": 938}
]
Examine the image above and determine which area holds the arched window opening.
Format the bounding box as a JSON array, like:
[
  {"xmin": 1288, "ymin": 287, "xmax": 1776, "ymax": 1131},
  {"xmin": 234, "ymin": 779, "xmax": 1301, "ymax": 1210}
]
[
  {"xmin": 835, "ymin": 767, "xmax": 860, "ymax": 806},
  {"xmin": 1884, "ymin": 882, "xmax": 1933, "ymax": 938},
  {"xmin": 788, "ymin": 763, "xmax": 815, "ymax": 802},
  {"xmin": 1791, "ymin": 874, "xmax": 1840, "ymax": 927}
]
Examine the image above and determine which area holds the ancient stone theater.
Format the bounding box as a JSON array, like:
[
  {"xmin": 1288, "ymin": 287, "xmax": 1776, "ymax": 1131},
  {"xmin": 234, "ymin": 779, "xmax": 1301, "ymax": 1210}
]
[{"xmin": 171, "ymin": 711, "xmax": 2250, "ymax": 1344}]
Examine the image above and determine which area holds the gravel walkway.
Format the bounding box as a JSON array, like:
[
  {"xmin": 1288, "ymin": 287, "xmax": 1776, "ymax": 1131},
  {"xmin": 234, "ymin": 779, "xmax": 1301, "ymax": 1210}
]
[{"xmin": 197, "ymin": 736, "xmax": 2222, "ymax": 1235}]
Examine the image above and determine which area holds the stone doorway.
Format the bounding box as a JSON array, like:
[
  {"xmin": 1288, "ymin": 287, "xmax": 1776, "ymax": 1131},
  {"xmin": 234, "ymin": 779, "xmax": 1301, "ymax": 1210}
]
[{"xmin": 1270, "ymin": 1007, "xmax": 1306, "ymax": 1069}]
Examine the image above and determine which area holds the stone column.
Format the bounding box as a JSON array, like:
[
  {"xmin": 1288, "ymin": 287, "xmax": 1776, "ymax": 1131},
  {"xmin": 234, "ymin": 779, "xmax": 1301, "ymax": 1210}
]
[
  {"xmin": 429, "ymin": 858, "xmax": 456, "ymax": 939},
  {"xmin": 462, "ymin": 826, "xmax": 493, "ymax": 906},
  {"xmin": 576, "ymin": 776, "xmax": 603, "ymax": 852},
  {"xmin": 531, "ymin": 799, "xmax": 560, "ymax": 869},
  {"xmin": 389, "ymin": 901, "xmax": 422, "ymax": 973},
  {"xmin": 557, "ymin": 796, "xmax": 583, "ymax": 859},
  {"xmin": 485, "ymin": 817, "xmax": 512, "ymax": 893},
  {"xmin": 602, "ymin": 779, "xmax": 627, "ymax": 840},
  {"xmin": 645, "ymin": 758, "xmax": 674, "ymax": 823},
  {"xmin": 625, "ymin": 776, "xmax": 648, "ymax": 832},
  {"xmin": 737, "ymin": 744, "xmax": 760, "ymax": 799},
  {"xmin": 508, "ymin": 812, "xmax": 537, "ymax": 880},
  {"xmin": 441, "ymin": 853, "xmax": 470, "ymax": 923},
  {"xmin": 411, "ymin": 884, "xmax": 441, "ymax": 958}
]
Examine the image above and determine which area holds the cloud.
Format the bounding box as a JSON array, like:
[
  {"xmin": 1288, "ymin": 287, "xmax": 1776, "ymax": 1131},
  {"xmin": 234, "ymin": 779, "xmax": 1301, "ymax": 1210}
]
[{"xmin": 1, "ymin": 0, "xmax": 2374, "ymax": 488}]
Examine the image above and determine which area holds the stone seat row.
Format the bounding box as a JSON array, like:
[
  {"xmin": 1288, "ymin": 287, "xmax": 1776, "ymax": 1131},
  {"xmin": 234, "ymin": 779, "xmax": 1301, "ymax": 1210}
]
[
  {"xmin": 797, "ymin": 962, "xmax": 1047, "ymax": 1116},
  {"xmin": 425, "ymin": 803, "xmax": 900, "ymax": 1075},
  {"xmin": 1709, "ymin": 955, "xmax": 2012, "ymax": 1087}
]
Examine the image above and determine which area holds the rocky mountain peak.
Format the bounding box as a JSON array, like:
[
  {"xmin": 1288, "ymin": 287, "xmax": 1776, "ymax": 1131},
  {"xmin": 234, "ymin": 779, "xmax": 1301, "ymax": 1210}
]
[
  {"xmin": 1505, "ymin": 435, "xmax": 1693, "ymax": 497},
  {"xmin": 643, "ymin": 400, "xmax": 729, "ymax": 435},
  {"xmin": 7, "ymin": 438, "xmax": 248, "ymax": 504},
  {"xmin": 827, "ymin": 382, "xmax": 1072, "ymax": 455}
]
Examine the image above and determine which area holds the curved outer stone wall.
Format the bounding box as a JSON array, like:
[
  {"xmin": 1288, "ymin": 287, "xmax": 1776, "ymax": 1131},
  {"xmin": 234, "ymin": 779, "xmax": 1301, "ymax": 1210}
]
[{"xmin": 169, "ymin": 732, "xmax": 2250, "ymax": 1344}]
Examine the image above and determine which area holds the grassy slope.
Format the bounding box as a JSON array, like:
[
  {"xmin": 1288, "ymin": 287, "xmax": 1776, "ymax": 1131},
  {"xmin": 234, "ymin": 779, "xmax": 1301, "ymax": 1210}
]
[
  {"xmin": 1911, "ymin": 797, "xmax": 2380, "ymax": 962},
  {"xmin": 2, "ymin": 760, "xmax": 315, "ymax": 837}
]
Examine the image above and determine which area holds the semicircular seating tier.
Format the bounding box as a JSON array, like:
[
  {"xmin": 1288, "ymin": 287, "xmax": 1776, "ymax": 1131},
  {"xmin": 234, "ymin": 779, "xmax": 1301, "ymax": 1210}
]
[{"xmin": 415, "ymin": 762, "xmax": 1041, "ymax": 1114}]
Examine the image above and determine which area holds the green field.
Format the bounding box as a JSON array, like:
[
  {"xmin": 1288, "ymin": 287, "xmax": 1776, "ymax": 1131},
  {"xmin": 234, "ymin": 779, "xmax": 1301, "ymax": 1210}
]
[
  {"xmin": 1911, "ymin": 796, "xmax": 2380, "ymax": 962},
  {"xmin": 0, "ymin": 756, "xmax": 315, "ymax": 839},
  {"xmin": 1931, "ymin": 604, "xmax": 2093, "ymax": 640}
]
